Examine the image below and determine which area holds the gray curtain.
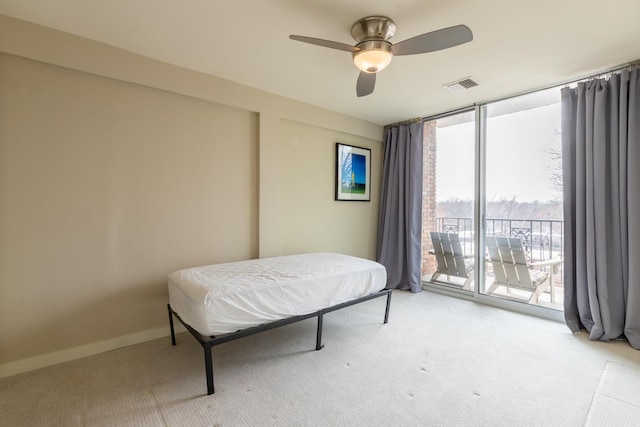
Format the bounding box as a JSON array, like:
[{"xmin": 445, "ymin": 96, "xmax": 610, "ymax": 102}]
[
  {"xmin": 377, "ymin": 122, "xmax": 423, "ymax": 292},
  {"xmin": 561, "ymin": 68, "xmax": 640, "ymax": 348}
]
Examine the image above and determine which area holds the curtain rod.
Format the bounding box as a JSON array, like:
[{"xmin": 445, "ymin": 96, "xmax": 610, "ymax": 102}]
[
  {"xmin": 384, "ymin": 117, "xmax": 422, "ymax": 129},
  {"xmin": 586, "ymin": 59, "xmax": 640, "ymax": 81}
]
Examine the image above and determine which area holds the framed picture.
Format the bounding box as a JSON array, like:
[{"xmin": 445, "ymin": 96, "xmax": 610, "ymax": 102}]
[{"xmin": 335, "ymin": 143, "xmax": 371, "ymax": 201}]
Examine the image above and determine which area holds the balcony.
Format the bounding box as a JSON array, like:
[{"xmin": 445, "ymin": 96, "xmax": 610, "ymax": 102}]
[{"xmin": 424, "ymin": 216, "xmax": 564, "ymax": 310}]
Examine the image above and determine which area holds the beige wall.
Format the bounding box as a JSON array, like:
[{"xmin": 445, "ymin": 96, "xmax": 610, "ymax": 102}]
[
  {"xmin": 279, "ymin": 120, "xmax": 381, "ymax": 259},
  {"xmin": 0, "ymin": 15, "xmax": 383, "ymax": 375}
]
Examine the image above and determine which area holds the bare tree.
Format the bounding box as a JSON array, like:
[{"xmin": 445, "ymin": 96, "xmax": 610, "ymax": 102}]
[{"xmin": 543, "ymin": 129, "xmax": 563, "ymax": 201}]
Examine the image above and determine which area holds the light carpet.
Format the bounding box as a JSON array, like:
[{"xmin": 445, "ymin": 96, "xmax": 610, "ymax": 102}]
[
  {"xmin": 2, "ymin": 290, "xmax": 640, "ymax": 426},
  {"xmin": 585, "ymin": 361, "xmax": 640, "ymax": 426}
]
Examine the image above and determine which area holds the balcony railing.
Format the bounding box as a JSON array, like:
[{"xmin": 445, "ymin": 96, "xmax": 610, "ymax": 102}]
[{"xmin": 434, "ymin": 216, "xmax": 564, "ymax": 262}]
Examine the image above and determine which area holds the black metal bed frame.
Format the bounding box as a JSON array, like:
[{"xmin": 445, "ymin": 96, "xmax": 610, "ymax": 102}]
[{"xmin": 168, "ymin": 288, "xmax": 392, "ymax": 395}]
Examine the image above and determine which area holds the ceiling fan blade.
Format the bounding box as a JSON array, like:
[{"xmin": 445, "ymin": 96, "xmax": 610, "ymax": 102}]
[
  {"xmin": 391, "ymin": 24, "xmax": 473, "ymax": 56},
  {"xmin": 356, "ymin": 72, "xmax": 376, "ymax": 97},
  {"xmin": 289, "ymin": 35, "xmax": 358, "ymax": 52}
]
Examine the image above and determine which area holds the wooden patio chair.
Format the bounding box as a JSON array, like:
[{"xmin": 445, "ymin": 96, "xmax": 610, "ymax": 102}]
[
  {"xmin": 429, "ymin": 232, "xmax": 474, "ymax": 290},
  {"xmin": 485, "ymin": 236, "xmax": 550, "ymax": 303}
]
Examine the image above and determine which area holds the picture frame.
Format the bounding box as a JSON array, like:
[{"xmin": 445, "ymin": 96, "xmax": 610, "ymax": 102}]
[{"xmin": 335, "ymin": 143, "xmax": 371, "ymax": 201}]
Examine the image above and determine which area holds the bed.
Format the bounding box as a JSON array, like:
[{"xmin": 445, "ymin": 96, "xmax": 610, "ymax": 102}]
[{"xmin": 167, "ymin": 252, "xmax": 392, "ymax": 395}]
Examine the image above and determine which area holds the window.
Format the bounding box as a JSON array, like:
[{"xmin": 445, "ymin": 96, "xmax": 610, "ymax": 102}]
[{"xmin": 421, "ymin": 109, "xmax": 476, "ymax": 292}]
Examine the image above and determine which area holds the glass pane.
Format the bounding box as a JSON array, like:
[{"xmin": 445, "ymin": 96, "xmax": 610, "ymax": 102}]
[
  {"xmin": 422, "ymin": 110, "xmax": 476, "ymax": 291},
  {"xmin": 482, "ymin": 88, "xmax": 564, "ymax": 310}
]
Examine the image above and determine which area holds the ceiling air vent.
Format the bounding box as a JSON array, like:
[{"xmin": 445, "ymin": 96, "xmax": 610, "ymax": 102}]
[{"xmin": 443, "ymin": 77, "xmax": 479, "ymax": 93}]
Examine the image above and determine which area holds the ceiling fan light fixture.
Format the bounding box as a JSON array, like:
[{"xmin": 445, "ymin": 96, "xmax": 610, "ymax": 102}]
[
  {"xmin": 353, "ymin": 41, "xmax": 393, "ymax": 73},
  {"xmin": 353, "ymin": 49, "xmax": 392, "ymax": 73}
]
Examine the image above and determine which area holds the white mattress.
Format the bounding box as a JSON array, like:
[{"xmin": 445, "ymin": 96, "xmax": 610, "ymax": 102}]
[{"xmin": 168, "ymin": 252, "xmax": 387, "ymax": 336}]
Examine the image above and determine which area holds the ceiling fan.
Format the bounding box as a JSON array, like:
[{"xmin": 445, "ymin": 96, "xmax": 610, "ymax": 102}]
[{"xmin": 289, "ymin": 16, "xmax": 473, "ymax": 97}]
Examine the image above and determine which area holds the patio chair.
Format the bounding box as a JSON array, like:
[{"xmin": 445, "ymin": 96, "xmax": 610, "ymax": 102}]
[
  {"xmin": 429, "ymin": 232, "xmax": 474, "ymax": 290},
  {"xmin": 485, "ymin": 236, "xmax": 550, "ymax": 303}
]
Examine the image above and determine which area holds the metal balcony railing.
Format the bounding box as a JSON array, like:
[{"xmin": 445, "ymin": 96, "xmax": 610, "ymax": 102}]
[{"xmin": 434, "ymin": 217, "xmax": 564, "ymax": 262}]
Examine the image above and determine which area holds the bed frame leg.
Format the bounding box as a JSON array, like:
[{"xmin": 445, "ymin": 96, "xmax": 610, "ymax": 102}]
[
  {"xmin": 316, "ymin": 312, "xmax": 325, "ymax": 350},
  {"xmin": 204, "ymin": 342, "xmax": 215, "ymax": 395},
  {"xmin": 384, "ymin": 291, "xmax": 392, "ymax": 324},
  {"xmin": 168, "ymin": 304, "xmax": 176, "ymax": 346}
]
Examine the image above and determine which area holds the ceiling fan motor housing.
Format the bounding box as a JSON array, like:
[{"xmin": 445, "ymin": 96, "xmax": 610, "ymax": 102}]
[{"xmin": 351, "ymin": 16, "xmax": 396, "ymax": 42}]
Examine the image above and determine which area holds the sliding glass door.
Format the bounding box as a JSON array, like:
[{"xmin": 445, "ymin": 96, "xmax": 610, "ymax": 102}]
[
  {"xmin": 422, "ymin": 87, "xmax": 564, "ymax": 313},
  {"xmin": 482, "ymin": 88, "xmax": 563, "ymax": 310}
]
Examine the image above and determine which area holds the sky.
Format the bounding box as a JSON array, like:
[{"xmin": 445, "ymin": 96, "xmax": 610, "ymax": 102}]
[
  {"xmin": 340, "ymin": 152, "xmax": 367, "ymax": 186},
  {"xmin": 351, "ymin": 153, "xmax": 366, "ymax": 185},
  {"xmin": 435, "ymin": 103, "xmax": 562, "ymax": 203}
]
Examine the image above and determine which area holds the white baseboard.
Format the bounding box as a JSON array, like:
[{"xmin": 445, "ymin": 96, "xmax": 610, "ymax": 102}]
[{"xmin": 0, "ymin": 323, "xmax": 186, "ymax": 379}]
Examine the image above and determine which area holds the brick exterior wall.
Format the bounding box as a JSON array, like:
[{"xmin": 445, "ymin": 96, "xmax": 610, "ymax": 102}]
[{"xmin": 422, "ymin": 121, "xmax": 437, "ymax": 276}]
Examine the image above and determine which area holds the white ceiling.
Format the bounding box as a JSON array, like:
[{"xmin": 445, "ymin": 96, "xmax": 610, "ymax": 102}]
[{"xmin": 1, "ymin": 0, "xmax": 640, "ymax": 125}]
